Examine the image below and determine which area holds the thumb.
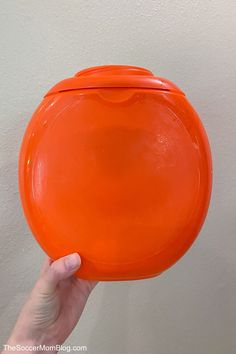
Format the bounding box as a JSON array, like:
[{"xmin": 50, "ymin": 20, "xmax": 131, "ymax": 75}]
[{"xmin": 38, "ymin": 253, "xmax": 81, "ymax": 294}]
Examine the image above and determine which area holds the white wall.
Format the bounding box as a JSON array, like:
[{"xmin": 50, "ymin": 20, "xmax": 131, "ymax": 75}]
[{"xmin": 0, "ymin": 1, "xmax": 235, "ymax": 353}]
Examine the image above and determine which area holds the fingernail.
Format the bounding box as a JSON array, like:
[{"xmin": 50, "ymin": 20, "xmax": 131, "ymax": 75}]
[{"xmin": 65, "ymin": 253, "xmax": 81, "ymax": 271}]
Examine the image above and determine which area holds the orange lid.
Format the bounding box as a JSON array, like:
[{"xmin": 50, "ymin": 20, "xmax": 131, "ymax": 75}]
[{"xmin": 45, "ymin": 65, "xmax": 184, "ymax": 97}]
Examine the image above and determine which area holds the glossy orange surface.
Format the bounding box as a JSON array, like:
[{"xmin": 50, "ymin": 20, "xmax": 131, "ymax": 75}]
[{"xmin": 19, "ymin": 65, "xmax": 212, "ymax": 280}]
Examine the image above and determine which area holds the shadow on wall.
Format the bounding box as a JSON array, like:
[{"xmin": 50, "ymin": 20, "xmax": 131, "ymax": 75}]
[
  {"xmin": 86, "ymin": 243, "xmax": 235, "ymax": 354},
  {"xmin": 0, "ymin": 110, "xmax": 33, "ymax": 267},
  {"xmin": 88, "ymin": 281, "xmax": 130, "ymax": 354},
  {"xmin": 0, "ymin": 113, "xmax": 41, "ymax": 341}
]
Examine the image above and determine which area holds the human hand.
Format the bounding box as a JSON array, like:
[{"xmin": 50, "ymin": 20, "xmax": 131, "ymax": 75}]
[{"xmin": 4, "ymin": 253, "xmax": 97, "ymax": 353}]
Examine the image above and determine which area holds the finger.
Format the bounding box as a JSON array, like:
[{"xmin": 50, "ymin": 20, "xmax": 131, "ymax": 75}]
[
  {"xmin": 73, "ymin": 278, "xmax": 98, "ymax": 299},
  {"xmin": 38, "ymin": 253, "xmax": 81, "ymax": 294},
  {"xmin": 89, "ymin": 280, "xmax": 98, "ymax": 291},
  {"xmin": 39, "ymin": 256, "xmax": 53, "ymax": 276}
]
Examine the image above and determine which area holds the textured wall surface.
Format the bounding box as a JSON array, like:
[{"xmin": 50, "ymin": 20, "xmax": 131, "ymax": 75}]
[{"xmin": 0, "ymin": 1, "xmax": 235, "ymax": 353}]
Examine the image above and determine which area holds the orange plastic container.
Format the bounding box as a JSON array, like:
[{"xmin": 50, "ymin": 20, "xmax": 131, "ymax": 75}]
[{"xmin": 19, "ymin": 65, "xmax": 212, "ymax": 280}]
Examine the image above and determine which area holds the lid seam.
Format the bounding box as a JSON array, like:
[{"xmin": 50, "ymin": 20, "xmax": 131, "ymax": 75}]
[{"xmin": 44, "ymin": 87, "xmax": 185, "ymax": 98}]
